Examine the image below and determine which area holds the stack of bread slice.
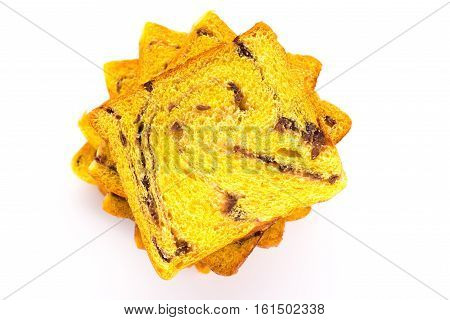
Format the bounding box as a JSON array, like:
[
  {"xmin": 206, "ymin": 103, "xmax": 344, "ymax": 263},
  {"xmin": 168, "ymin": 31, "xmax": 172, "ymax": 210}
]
[{"xmin": 72, "ymin": 12, "xmax": 351, "ymax": 279}]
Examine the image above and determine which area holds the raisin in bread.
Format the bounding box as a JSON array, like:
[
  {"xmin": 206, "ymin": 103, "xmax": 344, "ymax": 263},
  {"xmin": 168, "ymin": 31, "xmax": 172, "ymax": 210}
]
[{"xmin": 88, "ymin": 23, "xmax": 347, "ymax": 279}]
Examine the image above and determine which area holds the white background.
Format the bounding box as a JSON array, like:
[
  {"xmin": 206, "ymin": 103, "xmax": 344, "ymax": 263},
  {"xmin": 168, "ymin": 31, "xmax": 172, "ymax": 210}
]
[{"xmin": 0, "ymin": 0, "xmax": 449, "ymax": 309}]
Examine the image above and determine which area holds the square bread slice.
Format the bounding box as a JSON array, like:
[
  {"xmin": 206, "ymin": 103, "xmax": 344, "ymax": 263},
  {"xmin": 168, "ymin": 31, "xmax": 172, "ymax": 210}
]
[{"xmin": 89, "ymin": 23, "xmax": 347, "ymax": 279}]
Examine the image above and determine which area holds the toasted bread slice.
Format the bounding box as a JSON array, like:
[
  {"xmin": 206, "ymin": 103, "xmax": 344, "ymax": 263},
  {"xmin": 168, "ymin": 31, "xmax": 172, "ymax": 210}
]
[
  {"xmin": 71, "ymin": 143, "xmax": 97, "ymax": 184},
  {"xmin": 202, "ymin": 231, "xmax": 264, "ymax": 276},
  {"xmin": 89, "ymin": 23, "xmax": 347, "ymax": 279},
  {"xmin": 194, "ymin": 261, "xmax": 211, "ymax": 274},
  {"xmin": 102, "ymin": 193, "xmax": 133, "ymax": 219},
  {"xmin": 258, "ymin": 219, "xmax": 285, "ymax": 248}
]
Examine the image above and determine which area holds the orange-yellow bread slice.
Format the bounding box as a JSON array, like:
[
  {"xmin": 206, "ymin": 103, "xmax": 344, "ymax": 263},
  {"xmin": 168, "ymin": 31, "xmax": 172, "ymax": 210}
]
[
  {"xmin": 258, "ymin": 219, "xmax": 286, "ymax": 248},
  {"xmin": 103, "ymin": 192, "xmax": 269, "ymax": 275},
  {"xmin": 71, "ymin": 143, "xmax": 97, "ymax": 184},
  {"xmin": 81, "ymin": 11, "xmax": 350, "ymax": 196},
  {"xmin": 102, "ymin": 193, "xmax": 133, "ymax": 219},
  {"xmin": 316, "ymin": 99, "xmax": 352, "ymax": 144},
  {"xmin": 289, "ymin": 55, "xmax": 352, "ymax": 144},
  {"xmin": 104, "ymin": 59, "xmax": 139, "ymax": 98},
  {"xmin": 89, "ymin": 22, "xmax": 347, "ymax": 279},
  {"xmin": 95, "ymin": 12, "xmax": 350, "ymax": 198},
  {"xmin": 167, "ymin": 11, "xmax": 236, "ymax": 68},
  {"xmin": 194, "ymin": 261, "xmax": 211, "ymax": 274},
  {"xmin": 103, "ymin": 189, "xmax": 309, "ymax": 273},
  {"xmin": 202, "ymin": 231, "xmax": 264, "ymax": 276},
  {"xmin": 98, "ymin": 184, "xmax": 108, "ymax": 196},
  {"xmin": 257, "ymin": 207, "xmax": 311, "ymax": 248},
  {"xmin": 202, "ymin": 207, "xmax": 310, "ymax": 274},
  {"xmin": 88, "ymin": 142, "xmax": 125, "ymax": 198},
  {"xmin": 78, "ymin": 113, "xmax": 103, "ymax": 149},
  {"xmin": 134, "ymin": 224, "xmax": 145, "ymax": 249},
  {"xmin": 284, "ymin": 206, "xmax": 311, "ymax": 222},
  {"xmin": 138, "ymin": 23, "xmax": 187, "ymax": 85},
  {"xmin": 102, "ymin": 186, "xmax": 296, "ymax": 273}
]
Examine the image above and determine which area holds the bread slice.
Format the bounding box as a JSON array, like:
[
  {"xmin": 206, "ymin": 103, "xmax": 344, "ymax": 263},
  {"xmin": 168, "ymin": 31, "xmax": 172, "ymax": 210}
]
[
  {"xmin": 88, "ymin": 142, "xmax": 125, "ymax": 197},
  {"xmin": 258, "ymin": 219, "xmax": 285, "ymax": 248},
  {"xmin": 71, "ymin": 143, "xmax": 97, "ymax": 184},
  {"xmin": 288, "ymin": 55, "xmax": 352, "ymax": 145},
  {"xmin": 167, "ymin": 11, "xmax": 236, "ymax": 69},
  {"xmin": 103, "ymin": 193, "xmax": 249, "ymax": 273},
  {"xmin": 134, "ymin": 224, "xmax": 145, "ymax": 249},
  {"xmin": 285, "ymin": 206, "xmax": 311, "ymax": 221},
  {"xmin": 194, "ymin": 261, "xmax": 211, "ymax": 274},
  {"xmin": 99, "ymin": 16, "xmax": 273, "ymax": 273},
  {"xmin": 98, "ymin": 13, "xmax": 286, "ymax": 269},
  {"xmin": 94, "ymin": 12, "xmax": 350, "ymax": 195},
  {"xmin": 89, "ymin": 142, "xmax": 124, "ymax": 196},
  {"xmin": 75, "ymin": 22, "xmax": 186, "ymax": 183},
  {"xmin": 138, "ymin": 22, "xmax": 187, "ymax": 85},
  {"xmin": 95, "ymin": 13, "xmax": 320, "ymax": 245},
  {"xmin": 95, "ymin": 14, "xmax": 350, "ymax": 198},
  {"xmin": 104, "ymin": 59, "xmax": 139, "ymax": 98},
  {"xmin": 102, "ymin": 186, "xmax": 310, "ymax": 274},
  {"xmin": 102, "ymin": 193, "xmax": 133, "ymax": 219},
  {"xmin": 89, "ymin": 22, "xmax": 347, "ymax": 279},
  {"xmin": 78, "ymin": 113, "xmax": 103, "ymax": 149},
  {"xmin": 202, "ymin": 230, "xmax": 265, "ymax": 276},
  {"xmin": 316, "ymin": 98, "xmax": 352, "ymax": 144}
]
